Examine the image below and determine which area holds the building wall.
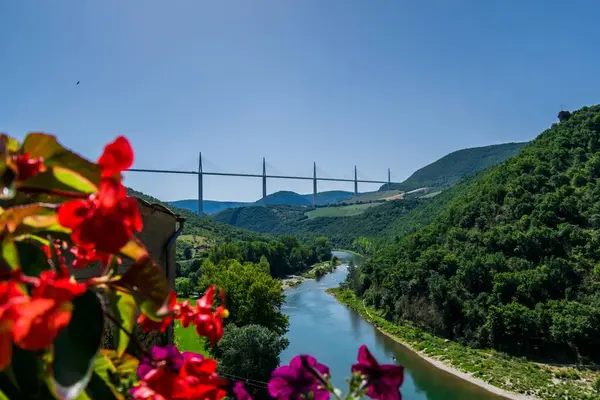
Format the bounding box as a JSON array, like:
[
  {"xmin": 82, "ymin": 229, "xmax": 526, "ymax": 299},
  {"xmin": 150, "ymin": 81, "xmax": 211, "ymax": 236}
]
[{"xmin": 72, "ymin": 198, "xmax": 179, "ymax": 348}]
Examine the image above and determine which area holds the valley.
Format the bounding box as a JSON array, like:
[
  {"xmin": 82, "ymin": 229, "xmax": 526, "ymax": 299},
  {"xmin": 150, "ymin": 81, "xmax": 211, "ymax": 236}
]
[{"xmin": 145, "ymin": 106, "xmax": 600, "ymax": 399}]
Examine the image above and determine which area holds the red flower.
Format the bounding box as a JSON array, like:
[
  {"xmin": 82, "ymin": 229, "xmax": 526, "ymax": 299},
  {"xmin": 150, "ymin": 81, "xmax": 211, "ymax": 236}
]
[
  {"xmin": 70, "ymin": 246, "xmax": 113, "ymax": 269},
  {"xmin": 0, "ymin": 281, "xmax": 28, "ymax": 371},
  {"xmin": 58, "ymin": 178, "xmax": 142, "ymax": 254},
  {"xmin": 13, "ymin": 153, "xmax": 45, "ymax": 181},
  {"xmin": 97, "ymin": 136, "xmax": 134, "ymax": 179},
  {"xmin": 179, "ymin": 353, "xmax": 228, "ymax": 400},
  {"xmin": 130, "ymin": 348, "xmax": 227, "ymax": 400},
  {"xmin": 138, "ymin": 292, "xmax": 177, "ymax": 333},
  {"xmin": 12, "ymin": 270, "xmax": 87, "ymax": 350},
  {"xmin": 176, "ymin": 300, "xmax": 196, "ymax": 328},
  {"xmin": 130, "ymin": 368, "xmax": 189, "ymax": 400},
  {"xmin": 351, "ymin": 345, "xmax": 404, "ymax": 400},
  {"xmin": 191, "ymin": 285, "xmax": 227, "ymax": 345}
]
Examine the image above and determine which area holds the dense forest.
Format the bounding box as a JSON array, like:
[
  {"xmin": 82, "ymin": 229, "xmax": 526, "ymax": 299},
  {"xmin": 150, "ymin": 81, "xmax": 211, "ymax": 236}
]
[
  {"xmin": 175, "ymin": 234, "xmax": 334, "ymax": 294},
  {"xmin": 385, "ymin": 142, "xmax": 527, "ymax": 192},
  {"xmin": 352, "ymin": 106, "xmax": 600, "ymax": 363}
]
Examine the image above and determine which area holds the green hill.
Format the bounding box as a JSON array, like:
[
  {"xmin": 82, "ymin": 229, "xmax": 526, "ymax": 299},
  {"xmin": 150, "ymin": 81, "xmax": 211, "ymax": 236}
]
[
  {"xmin": 384, "ymin": 142, "xmax": 527, "ymax": 192},
  {"xmin": 126, "ymin": 187, "xmax": 267, "ymax": 242},
  {"xmin": 212, "ymin": 191, "xmax": 459, "ymax": 249},
  {"xmin": 359, "ymin": 106, "xmax": 600, "ymax": 363}
]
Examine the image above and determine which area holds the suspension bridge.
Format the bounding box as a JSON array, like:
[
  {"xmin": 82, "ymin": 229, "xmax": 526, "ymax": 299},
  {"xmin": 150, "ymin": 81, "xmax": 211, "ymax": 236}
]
[{"xmin": 127, "ymin": 153, "xmax": 400, "ymax": 214}]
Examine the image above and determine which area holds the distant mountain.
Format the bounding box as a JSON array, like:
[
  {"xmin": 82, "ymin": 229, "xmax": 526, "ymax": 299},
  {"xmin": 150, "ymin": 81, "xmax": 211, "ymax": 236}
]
[
  {"xmin": 383, "ymin": 142, "xmax": 527, "ymax": 192},
  {"xmin": 168, "ymin": 190, "xmax": 354, "ymax": 214},
  {"xmin": 169, "ymin": 199, "xmax": 250, "ymax": 214}
]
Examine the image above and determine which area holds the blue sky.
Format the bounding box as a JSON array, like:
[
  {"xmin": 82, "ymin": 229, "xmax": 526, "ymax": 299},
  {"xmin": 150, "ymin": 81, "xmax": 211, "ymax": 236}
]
[{"xmin": 1, "ymin": 1, "xmax": 599, "ymax": 202}]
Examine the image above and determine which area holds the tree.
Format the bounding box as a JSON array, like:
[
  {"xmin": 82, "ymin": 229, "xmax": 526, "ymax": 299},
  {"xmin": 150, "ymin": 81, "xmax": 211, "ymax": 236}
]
[
  {"xmin": 198, "ymin": 260, "xmax": 289, "ymax": 335},
  {"xmin": 557, "ymin": 110, "xmax": 572, "ymax": 122},
  {"xmin": 184, "ymin": 246, "xmax": 193, "ymax": 260},
  {"xmin": 175, "ymin": 277, "xmax": 191, "ymax": 298},
  {"xmin": 211, "ymin": 324, "xmax": 288, "ymax": 398}
]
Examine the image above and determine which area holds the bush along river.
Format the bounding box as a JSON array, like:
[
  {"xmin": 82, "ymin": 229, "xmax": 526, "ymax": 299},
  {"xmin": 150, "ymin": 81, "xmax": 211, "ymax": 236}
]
[{"xmin": 280, "ymin": 251, "xmax": 507, "ymax": 400}]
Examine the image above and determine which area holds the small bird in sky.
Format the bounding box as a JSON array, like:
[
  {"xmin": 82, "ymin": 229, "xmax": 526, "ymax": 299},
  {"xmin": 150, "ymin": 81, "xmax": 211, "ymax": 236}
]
[{"xmin": 76, "ymin": 81, "xmax": 80, "ymax": 85}]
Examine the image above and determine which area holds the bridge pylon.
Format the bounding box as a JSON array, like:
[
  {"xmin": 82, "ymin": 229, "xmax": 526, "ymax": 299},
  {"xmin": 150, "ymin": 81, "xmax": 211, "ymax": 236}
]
[
  {"xmin": 262, "ymin": 157, "xmax": 267, "ymax": 205},
  {"xmin": 313, "ymin": 162, "xmax": 317, "ymax": 208},
  {"xmin": 198, "ymin": 152, "xmax": 203, "ymax": 215}
]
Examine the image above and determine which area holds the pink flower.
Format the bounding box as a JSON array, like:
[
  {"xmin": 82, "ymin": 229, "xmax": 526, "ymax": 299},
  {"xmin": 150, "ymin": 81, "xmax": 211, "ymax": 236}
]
[
  {"xmin": 268, "ymin": 355, "xmax": 330, "ymax": 400},
  {"xmin": 233, "ymin": 382, "xmax": 252, "ymax": 400},
  {"xmin": 351, "ymin": 345, "xmax": 404, "ymax": 400}
]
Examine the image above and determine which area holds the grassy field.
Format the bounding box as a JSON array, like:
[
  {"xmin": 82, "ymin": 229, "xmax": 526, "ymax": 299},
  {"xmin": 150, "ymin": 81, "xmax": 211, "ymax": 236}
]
[
  {"xmin": 305, "ymin": 203, "xmax": 382, "ymax": 218},
  {"xmin": 173, "ymin": 298, "xmax": 208, "ymax": 355},
  {"xmin": 341, "ymin": 189, "xmax": 403, "ymax": 204},
  {"xmin": 421, "ymin": 190, "xmax": 443, "ymax": 198},
  {"xmin": 329, "ymin": 288, "xmax": 600, "ymax": 400}
]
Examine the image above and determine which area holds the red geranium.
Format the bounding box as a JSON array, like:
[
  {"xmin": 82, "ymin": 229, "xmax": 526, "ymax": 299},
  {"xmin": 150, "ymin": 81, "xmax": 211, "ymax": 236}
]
[
  {"xmin": 0, "ymin": 281, "xmax": 29, "ymax": 371},
  {"xmin": 138, "ymin": 292, "xmax": 177, "ymax": 333},
  {"xmin": 58, "ymin": 136, "xmax": 142, "ymax": 254},
  {"xmin": 13, "ymin": 153, "xmax": 45, "ymax": 181},
  {"xmin": 97, "ymin": 136, "xmax": 134, "ymax": 179},
  {"xmin": 58, "ymin": 178, "xmax": 142, "ymax": 254},
  {"xmin": 12, "ymin": 270, "xmax": 87, "ymax": 350}
]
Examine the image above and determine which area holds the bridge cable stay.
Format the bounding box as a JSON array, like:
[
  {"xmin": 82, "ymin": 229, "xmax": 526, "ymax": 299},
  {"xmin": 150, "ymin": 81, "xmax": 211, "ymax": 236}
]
[
  {"xmin": 200, "ymin": 154, "xmax": 226, "ymax": 174},
  {"xmin": 264, "ymin": 161, "xmax": 285, "ymax": 177},
  {"xmin": 315, "ymin": 164, "xmax": 331, "ymax": 179},
  {"xmin": 162, "ymin": 153, "xmax": 198, "ymax": 172}
]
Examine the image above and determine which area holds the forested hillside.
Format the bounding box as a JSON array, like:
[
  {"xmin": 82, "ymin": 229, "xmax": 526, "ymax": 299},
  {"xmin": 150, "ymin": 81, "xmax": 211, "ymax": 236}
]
[
  {"xmin": 126, "ymin": 187, "xmax": 268, "ymax": 242},
  {"xmin": 357, "ymin": 106, "xmax": 600, "ymax": 362},
  {"xmin": 385, "ymin": 142, "xmax": 526, "ymax": 192},
  {"xmin": 212, "ymin": 191, "xmax": 463, "ymax": 249}
]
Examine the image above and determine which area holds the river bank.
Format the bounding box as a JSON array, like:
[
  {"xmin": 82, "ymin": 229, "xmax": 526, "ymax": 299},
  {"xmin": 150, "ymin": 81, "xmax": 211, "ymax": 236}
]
[
  {"xmin": 280, "ymin": 257, "xmax": 342, "ymax": 289},
  {"xmin": 328, "ymin": 288, "xmax": 600, "ymax": 400}
]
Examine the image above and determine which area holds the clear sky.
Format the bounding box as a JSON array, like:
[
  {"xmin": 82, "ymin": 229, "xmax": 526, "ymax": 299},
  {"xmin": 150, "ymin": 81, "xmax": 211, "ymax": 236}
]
[{"xmin": 1, "ymin": 1, "xmax": 599, "ymax": 202}]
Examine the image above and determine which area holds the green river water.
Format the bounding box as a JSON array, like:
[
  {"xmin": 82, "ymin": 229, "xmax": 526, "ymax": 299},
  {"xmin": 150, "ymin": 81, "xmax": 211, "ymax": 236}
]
[{"xmin": 280, "ymin": 251, "xmax": 506, "ymax": 400}]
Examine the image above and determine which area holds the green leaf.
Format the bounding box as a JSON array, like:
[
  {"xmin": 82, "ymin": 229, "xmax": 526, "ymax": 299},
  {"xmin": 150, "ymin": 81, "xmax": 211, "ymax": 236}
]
[
  {"xmin": 98, "ymin": 350, "xmax": 138, "ymax": 378},
  {"xmin": 89, "ymin": 350, "xmax": 138, "ymax": 400},
  {"xmin": 0, "ymin": 232, "xmax": 19, "ymax": 271},
  {"xmin": 20, "ymin": 166, "xmax": 97, "ymax": 197},
  {"xmin": 21, "ymin": 133, "xmax": 101, "ymax": 186},
  {"xmin": 10, "ymin": 346, "xmax": 55, "ymax": 399},
  {"xmin": 118, "ymin": 237, "xmax": 148, "ymax": 261},
  {"xmin": 0, "ymin": 203, "xmax": 58, "ymax": 233},
  {"xmin": 52, "ymin": 290, "xmax": 105, "ymax": 400},
  {"xmin": 15, "ymin": 240, "xmax": 50, "ymax": 276},
  {"xmin": 116, "ymin": 256, "xmax": 170, "ymax": 320},
  {"xmin": 108, "ymin": 290, "xmax": 137, "ymax": 357}
]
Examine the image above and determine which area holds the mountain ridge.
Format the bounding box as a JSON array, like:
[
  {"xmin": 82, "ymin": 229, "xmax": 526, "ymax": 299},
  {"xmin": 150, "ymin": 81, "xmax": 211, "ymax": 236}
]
[
  {"xmin": 169, "ymin": 190, "xmax": 354, "ymax": 214},
  {"xmin": 381, "ymin": 142, "xmax": 527, "ymax": 192}
]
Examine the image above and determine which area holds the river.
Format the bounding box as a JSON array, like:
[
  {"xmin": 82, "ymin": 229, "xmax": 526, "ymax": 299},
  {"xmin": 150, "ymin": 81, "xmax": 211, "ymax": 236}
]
[{"xmin": 280, "ymin": 251, "xmax": 505, "ymax": 400}]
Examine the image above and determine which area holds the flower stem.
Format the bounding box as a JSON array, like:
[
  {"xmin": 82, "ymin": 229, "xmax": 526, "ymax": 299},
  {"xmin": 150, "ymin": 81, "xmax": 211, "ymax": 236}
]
[{"xmin": 104, "ymin": 312, "xmax": 151, "ymax": 359}]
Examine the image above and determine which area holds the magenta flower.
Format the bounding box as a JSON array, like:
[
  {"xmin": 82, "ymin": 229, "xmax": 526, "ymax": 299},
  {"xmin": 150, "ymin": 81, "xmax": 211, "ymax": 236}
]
[
  {"xmin": 137, "ymin": 344, "xmax": 188, "ymax": 379},
  {"xmin": 352, "ymin": 345, "xmax": 404, "ymax": 400},
  {"xmin": 268, "ymin": 355, "xmax": 330, "ymax": 400},
  {"xmin": 233, "ymin": 381, "xmax": 253, "ymax": 400}
]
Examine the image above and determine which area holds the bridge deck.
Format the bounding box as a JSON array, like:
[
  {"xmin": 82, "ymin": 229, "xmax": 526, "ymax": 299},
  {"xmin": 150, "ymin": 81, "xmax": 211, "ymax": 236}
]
[{"xmin": 126, "ymin": 168, "xmax": 398, "ymax": 185}]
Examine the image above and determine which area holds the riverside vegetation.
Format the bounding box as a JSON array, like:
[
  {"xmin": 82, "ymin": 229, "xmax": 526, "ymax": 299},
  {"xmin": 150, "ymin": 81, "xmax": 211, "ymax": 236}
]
[{"xmin": 336, "ymin": 106, "xmax": 600, "ymax": 399}]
